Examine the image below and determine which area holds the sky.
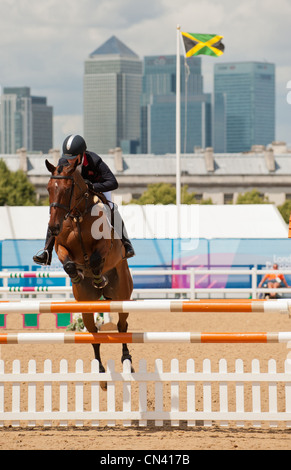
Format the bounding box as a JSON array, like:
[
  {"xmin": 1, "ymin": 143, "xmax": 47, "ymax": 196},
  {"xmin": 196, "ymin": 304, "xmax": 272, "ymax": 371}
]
[{"xmin": 0, "ymin": 0, "xmax": 290, "ymax": 149}]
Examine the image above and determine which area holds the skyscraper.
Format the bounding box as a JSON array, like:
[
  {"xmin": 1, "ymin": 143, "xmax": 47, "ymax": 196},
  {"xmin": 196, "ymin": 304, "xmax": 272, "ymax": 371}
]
[
  {"xmin": 0, "ymin": 87, "xmax": 32, "ymax": 153},
  {"xmin": 83, "ymin": 36, "xmax": 142, "ymax": 153},
  {"xmin": 214, "ymin": 62, "xmax": 275, "ymax": 153},
  {"xmin": 147, "ymin": 93, "xmax": 212, "ymax": 154},
  {"xmin": 0, "ymin": 87, "xmax": 53, "ymax": 153},
  {"xmin": 31, "ymin": 96, "xmax": 53, "ymax": 153},
  {"xmin": 142, "ymin": 55, "xmax": 203, "ymax": 98},
  {"xmin": 141, "ymin": 55, "xmax": 211, "ymax": 154}
]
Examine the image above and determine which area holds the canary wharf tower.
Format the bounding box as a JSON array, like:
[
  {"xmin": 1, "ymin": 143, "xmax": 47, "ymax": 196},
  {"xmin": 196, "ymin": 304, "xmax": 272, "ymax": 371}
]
[{"xmin": 83, "ymin": 36, "xmax": 142, "ymax": 153}]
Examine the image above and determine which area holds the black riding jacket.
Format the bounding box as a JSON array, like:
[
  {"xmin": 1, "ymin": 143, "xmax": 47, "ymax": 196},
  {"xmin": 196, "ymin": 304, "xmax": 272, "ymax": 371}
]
[{"xmin": 60, "ymin": 151, "xmax": 118, "ymax": 193}]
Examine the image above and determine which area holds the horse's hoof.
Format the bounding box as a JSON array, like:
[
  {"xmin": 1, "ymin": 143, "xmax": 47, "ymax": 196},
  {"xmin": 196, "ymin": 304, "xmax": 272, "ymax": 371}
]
[
  {"xmin": 92, "ymin": 275, "xmax": 108, "ymax": 289},
  {"xmin": 71, "ymin": 274, "xmax": 83, "ymax": 284},
  {"xmin": 77, "ymin": 270, "xmax": 84, "ymax": 281},
  {"xmin": 98, "ymin": 364, "xmax": 107, "ymax": 390},
  {"xmin": 100, "ymin": 381, "xmax": 107, "ymax": 391}
]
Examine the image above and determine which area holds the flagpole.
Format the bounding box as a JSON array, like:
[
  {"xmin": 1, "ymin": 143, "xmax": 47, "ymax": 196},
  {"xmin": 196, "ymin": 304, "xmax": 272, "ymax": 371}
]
[{"xmin": 176, "ymin": 24, "xmax": 181, "ymax": 238}]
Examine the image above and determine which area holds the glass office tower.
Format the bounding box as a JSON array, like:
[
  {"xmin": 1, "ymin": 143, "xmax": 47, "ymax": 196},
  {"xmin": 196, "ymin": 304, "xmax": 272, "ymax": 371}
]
[
  {"xmin": 148, "ymin": 93, "xmax": 212, "ymax": 154},
  {"xmin": 141, "ymin": 55, "xmax": 211, "ymax": 154},
  {"xmin": 31, "ymin": 96, "xmax": 53, "ymax": 153},
  {"xmin": 0, "ymin": 87, "xmax": 32, "ymax": 153},
  {"xmin": 214, "ymin": 62, "xmax": 275, "ymax": 153},
  {"xmin": 83, "ymin": 36, "xmax": 142, "ymax": 153},
  {"xmin": 0, "ymin": 87, "xmax": 52, "ymax": 154},
  {"xmin": 143, "ymin": 55, "xmax": 203, "ymax": 98}
]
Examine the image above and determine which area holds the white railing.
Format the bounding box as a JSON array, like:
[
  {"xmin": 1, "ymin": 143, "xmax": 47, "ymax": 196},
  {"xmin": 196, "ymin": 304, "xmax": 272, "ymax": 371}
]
[
  {"xmin": 131, "ymin": 268, "xmax": 291, "ymax": 299},
  {"xmin": 1, "ymin": 268, "xmax": 291, "ymax": 299},
  {"xmin": 1, "ymin": 357, "xmax": 291, "ymax": 428}
]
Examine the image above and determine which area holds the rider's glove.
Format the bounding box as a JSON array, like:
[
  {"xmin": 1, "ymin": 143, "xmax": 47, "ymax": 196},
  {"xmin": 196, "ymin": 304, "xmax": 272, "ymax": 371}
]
[{"xmin": 84, "ymin": 179, "xmax": 94, "ymax": 191}]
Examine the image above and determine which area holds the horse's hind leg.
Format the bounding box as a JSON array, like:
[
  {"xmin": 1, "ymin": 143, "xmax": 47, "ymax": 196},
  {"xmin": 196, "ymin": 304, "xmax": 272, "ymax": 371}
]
[
  {"xmin": 117, "ymin": 312, "xmax": 134, "ymax": 372},
  {"xmin": 82, "ymin": 312, "xmax": 106, "ymax": 384}
]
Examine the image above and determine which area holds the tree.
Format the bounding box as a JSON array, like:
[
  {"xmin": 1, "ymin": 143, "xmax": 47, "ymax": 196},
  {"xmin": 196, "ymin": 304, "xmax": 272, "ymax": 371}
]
[
  {"xmin": 131, "ymin": 183, "xmax": 176, "ymax": 205},
  {"xmin": 236, "ymin": 189, "xmax": 269, "ymax": 204},
  {"xmin": 130, "ymin": 183, "xmax": 212, "ymax": 205},
  {"xmin": 277, "ymin": 200, "xmax": 291, "ymax": 224},
  {"xmin": 180, "ymin": 185, "xmax": 197, "ymax": 204},
  {"xmin": 0, "ymin": 160, "xmax": 37, "ymax": 206}
]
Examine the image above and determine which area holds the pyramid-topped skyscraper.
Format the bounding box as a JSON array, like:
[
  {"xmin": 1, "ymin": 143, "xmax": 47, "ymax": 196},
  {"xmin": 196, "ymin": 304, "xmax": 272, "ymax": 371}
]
[
  {"xmin": 90, "ymin": 35, "xmax": 139, "ymax": 58},
  {"xmin": 84, "ymin": 36, "xmax": 142, "ymax": 153}
]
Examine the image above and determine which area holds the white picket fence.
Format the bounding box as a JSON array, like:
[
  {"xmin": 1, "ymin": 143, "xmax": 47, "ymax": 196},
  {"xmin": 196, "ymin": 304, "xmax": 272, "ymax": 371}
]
[{"xmin": 1, "ymin": 357, "xmax": 291, "ymax": 428}]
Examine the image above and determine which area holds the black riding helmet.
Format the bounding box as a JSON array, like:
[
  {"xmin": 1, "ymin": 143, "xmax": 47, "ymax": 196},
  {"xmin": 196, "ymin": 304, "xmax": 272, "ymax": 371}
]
[{"xmin": 62, "ymin": 134, "xmax": 87, "ymax": 159}]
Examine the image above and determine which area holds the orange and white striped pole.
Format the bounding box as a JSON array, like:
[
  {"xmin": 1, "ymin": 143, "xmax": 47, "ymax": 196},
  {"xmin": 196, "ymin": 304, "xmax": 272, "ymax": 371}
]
[
  {"xmin": 0, "ymin": 331, "xmax": 290, "ymax": 344},
  {"xmin": 0, "ymin": 298, "xmax": 290, "ymax": 314}
]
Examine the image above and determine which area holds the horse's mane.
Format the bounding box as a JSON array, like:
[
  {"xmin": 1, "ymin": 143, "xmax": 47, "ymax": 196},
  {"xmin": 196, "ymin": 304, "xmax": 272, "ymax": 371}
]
[
  {"xmin": 59, "ymin": 159, "xmax": 109, "ymax": 206},
  {"xmin": 71, "ymin": 164, "xmax": 87, "ymax": 189}
]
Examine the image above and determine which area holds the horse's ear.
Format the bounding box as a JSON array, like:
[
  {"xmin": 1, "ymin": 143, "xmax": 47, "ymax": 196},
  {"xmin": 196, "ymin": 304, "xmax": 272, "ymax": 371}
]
[
  {"xmin": 66, "ymin": 157, "xmax": 80, "ymax": 174},
  {"xmin": 45, "ymin": 159, "xmax": 56, "ymax": 174}
]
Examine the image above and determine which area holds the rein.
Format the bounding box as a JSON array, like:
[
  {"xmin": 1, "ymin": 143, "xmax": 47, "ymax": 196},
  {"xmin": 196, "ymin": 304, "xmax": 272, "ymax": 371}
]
[
  {"xmin": 49, "ymin": 171, "xmax": 114, "ymax": 267},
  {"xmin": 49, "ymin": 173, "xmax": 96, "ymax": 266}
]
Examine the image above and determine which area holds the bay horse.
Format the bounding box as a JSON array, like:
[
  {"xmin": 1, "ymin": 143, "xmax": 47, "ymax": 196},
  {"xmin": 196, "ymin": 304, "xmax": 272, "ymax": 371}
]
[{"xmin": 45, "ymin": 157, "xmax": 133, "ymax": 386}]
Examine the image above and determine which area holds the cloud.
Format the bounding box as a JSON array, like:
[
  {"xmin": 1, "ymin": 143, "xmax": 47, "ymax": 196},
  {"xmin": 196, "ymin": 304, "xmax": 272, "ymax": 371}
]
[
  {"xmin": 0, "ymin": 0, "xmax": 290, "ymax": 146},
  {"xmin": 53, "ymin": 114, "xmax": 83, "ymax": 150},
  {"xmin": 88, "ymin": 0, "xmax": 166, "ymax": 30}
]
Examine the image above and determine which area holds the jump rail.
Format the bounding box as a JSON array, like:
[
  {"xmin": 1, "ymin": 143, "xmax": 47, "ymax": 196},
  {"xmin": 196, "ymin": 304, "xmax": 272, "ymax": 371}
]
[
  {"xmin": 1, "ymin": 331, "xmax": 291, "ymax": 344},
  {"xmin": 0, "ymin": 287, "xmax": 72, "ymax": 293},
  {"xmin": 2, "ymin": 268, "xmax": 291, "ymax": 299},
  {"xmin": 0, "ymin": 298, "xmax": 290, "ymax": 314}
]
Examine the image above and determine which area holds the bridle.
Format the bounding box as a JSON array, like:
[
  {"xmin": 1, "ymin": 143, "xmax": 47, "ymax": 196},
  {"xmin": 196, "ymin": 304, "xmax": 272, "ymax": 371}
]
[
  {"xmin": 49, "ymin": 174, "xmax": 90, "ymax": 221},
  {"xmin": 49, "ymin": 171, "xmax": 115, "ymax": 267}
]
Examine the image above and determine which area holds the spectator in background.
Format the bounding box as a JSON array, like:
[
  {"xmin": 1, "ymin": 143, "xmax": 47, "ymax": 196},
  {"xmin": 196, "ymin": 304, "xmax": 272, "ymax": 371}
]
[{"xmin": 258, "ymin": 263, "xmax": 289, "ymax": 298}]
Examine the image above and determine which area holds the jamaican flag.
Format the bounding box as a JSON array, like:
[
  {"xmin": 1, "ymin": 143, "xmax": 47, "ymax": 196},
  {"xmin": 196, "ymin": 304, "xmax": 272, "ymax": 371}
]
[{"xmin": 181, "ymin": 32, "xmax": 225, "ymax": 57}]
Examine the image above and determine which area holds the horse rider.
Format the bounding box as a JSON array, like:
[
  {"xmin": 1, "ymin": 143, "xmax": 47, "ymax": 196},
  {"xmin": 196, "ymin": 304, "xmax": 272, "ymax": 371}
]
[{"xmin": 33, "ymin": 134, "xmax": 135, "ymax": 266}]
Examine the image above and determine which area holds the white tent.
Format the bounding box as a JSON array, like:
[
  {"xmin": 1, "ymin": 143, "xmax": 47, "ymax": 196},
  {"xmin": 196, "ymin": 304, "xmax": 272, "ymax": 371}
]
[{"xmin": 0, "ymin": 204, "xmax": 288, "ymax": 240}]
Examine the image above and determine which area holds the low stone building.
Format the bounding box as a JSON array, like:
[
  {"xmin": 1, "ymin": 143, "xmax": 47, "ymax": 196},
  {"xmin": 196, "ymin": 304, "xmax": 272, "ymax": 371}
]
[{"xmin": 1, "ymin": 142, "xmax": 291, "ymax": 205}]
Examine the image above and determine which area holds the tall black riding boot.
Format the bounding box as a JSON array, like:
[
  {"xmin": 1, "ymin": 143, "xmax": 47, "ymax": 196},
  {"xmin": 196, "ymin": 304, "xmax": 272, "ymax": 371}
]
[
  {"xmin": 122, "ymin": 235, "xmax": 135, "ymax": 259},
  {"xmin": 33, "ymin": 227, "xmax": 55, "ymax": 266},
  {"xmin": 111, "ymin": 204, "xmax": 135, "ymax": 259}
]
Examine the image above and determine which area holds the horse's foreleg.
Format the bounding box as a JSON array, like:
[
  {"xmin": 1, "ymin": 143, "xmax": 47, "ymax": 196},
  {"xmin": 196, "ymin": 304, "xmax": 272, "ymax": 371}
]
[
  {"xmin": 56, "ymin": 245, "xmax": 83, "ymax": 284},
  {"xmin": 90, "ymin": 251, "xmax": 108, "ymax": 289},
  {"xmin": 117, "ymin": 312, "xmax": 134, "ymax": 371},
  {"xmin": 63, "ymin": 260, "xmax": 83, "ymax": 284}
]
